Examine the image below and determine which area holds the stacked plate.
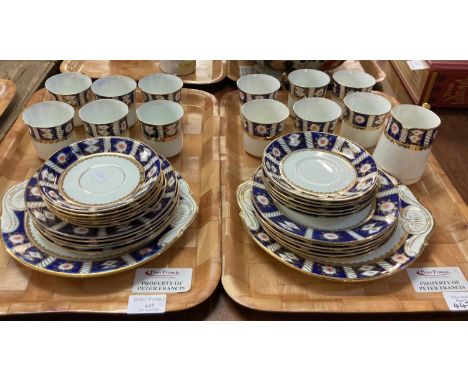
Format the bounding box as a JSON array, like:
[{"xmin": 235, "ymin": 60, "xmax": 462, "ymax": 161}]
[
  {"xmin": 1, "ymin": 136, "xmax": 198, "ymax": 277},
  {"xmin": 237, "ymin": 131, "xmax": 434, "ymax": 281}
]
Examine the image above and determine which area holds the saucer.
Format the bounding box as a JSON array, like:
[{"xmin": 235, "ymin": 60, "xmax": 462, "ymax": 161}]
[{"xmin": 38, "ymin": 137, "xmax": 161, "ymax": 214}]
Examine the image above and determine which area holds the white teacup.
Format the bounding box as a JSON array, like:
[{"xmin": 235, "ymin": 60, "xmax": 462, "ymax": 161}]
[
  {"xmin": 45, "ymin": 72, "xmax": 92, "ymax": 127},
  {"xmin": 159, "ymin": 60, "xmax": 196, "ymax": 76},
  {"xmin": 373, "ymin": 104, "xmax": 441, "ymax": 185},
  {"xmin": 91, "ymin": 75, "xmax": 137, "ymax": 128},
  {"xmin": 79, "ymin": 99, "xmax": 129, "ymax": 137},
  {"xmin": 341, "ymin": 92, "xmax": 391, "ymax": 148},
  {"xmin": 240, "ymin": 99, "xmax": 289, "ymax": 157},
  {"xmin": 22, "ymin": 101, "xmax": 76, "ymax": 160},
  {"xmin": 138, "ymin": 73, "xmax": 183, "ymax": 103},
  {"xmin": 136, "ymin": 100, "xmax": 184, "ymax": 158},
  {"xmin": 237, "ymin": 74, "xmax": 280, "ymax": 104},
  {"xmin": 331, "ymin": 70, "xmax": 376, "ymax": 102},
  {"xmin": 287, "ymin": 69, "xmax": 330, "ymax": 116},
  {"xmin": 293, "ymin": 97, "xmax": 342, "ymax": 134}
]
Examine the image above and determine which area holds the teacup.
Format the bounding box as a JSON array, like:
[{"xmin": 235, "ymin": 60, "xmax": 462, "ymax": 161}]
[
  {"xmin": 79, "ymin": 99, "xmax": 129, "ymax": 137},
  {"xmin": 340, "ymin": 92, "xmax": 391, "ymax": 148},
  {"xmin": 138, "ymin": 73, "xmax": 183, "ymax": 103},
  {"xmin": 91, "ymin": 75, "xmax": 137, "ymax": 128},
  {"xmin": 287, "ymin": 69, "xmax": 330, "ymax": 116},
  {"xmin": 22, "ymin": 101, "xmax": 76, "ymax": 160},
  {"xmin": 240, "ymin": 99, "xmax": 289, "ymax": 157},
  {"xmin": 237, "ymin": 74, "xmax": 280, "ymax": 104},
  {"xmin": 159, "ymin": 60, "xmax": 196, "ymax": 76},
  {"xmin": 136, "ymin": 100, "xmax": 184, "ymax": 158},
  {"xmin": 331, "ymin": 70, "xmax": 375, "ymax": 102},
  {"xmin": 293, "ymin": 97, "xmax": 342, "ymax": 134},
  {"xmin": 45, "ymin": 72, "xmax": 92, "ymax": 127},
  {"xmin": 373, "ymin": 104, "xmax": 441, "ymax": 185}
]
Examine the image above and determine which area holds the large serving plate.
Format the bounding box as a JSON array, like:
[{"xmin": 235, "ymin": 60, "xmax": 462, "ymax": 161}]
[
  {"xmin": 221, "ymin": 89, "xmax": 467, "ymax": 313},
  {"xmin": 0, "ymin": 87, "xmax": 220, "ymax": 315},
  {"xmin": 1, "ymin": 176, "xmax": 195, "ymax": 277},
  {"xmin": 60, "ymin": 60, "xmax": 227, "ymax": 84},
  {"xmin": 239, "ymin": 179, "xmax": 433, "ymax": 281}
]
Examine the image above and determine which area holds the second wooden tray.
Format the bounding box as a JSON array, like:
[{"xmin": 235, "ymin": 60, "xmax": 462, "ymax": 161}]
[
  {"xmin": 220, "ymin": 90, "xmax": 468, "ymax": 314},
  {"xmin": 60, "ymin": 60, "xmax": 227, "ymax": 85},
  {"xmin": 0, "ymin": 87, "xmax": 221, "ymax": 315}
]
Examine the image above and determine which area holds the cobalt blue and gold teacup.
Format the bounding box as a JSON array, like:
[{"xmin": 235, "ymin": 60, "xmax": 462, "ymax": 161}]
[
  {"xmin": 341, "ymin": 92, "xmax": 391, "ymax": 148},
  {"xmin": 373, "ymin": 104, "xmax": 441, "ymax": 185},
  {"xmin": 331, "ymin": 70, "xmax": 375, "ymax": 105},
  {"xmin": 79, "ymin": 99, "xmax": 129, "ymax": 138},
  {"xmin": 237, "ymin": 74, "xmax": 280, "ymax": 104},
  {"xmin": 240, "ymin": 99, "xmax": 289, "ymax": 157},
  {"xmin": 91, "ymin": 75, "xmax": 137, "ymax": 128},
  {"xmin": 293, "ymin": 97, "xmax": 342, "ymax": 134},
  {"xmin": 45, "ymin": 72, "xmax": 92, "ymax": 127},
  {"xmin": 22, "ymin": 101, "xmax": 76, "ymax": 160},
  {"xmin": 287, "ymin": 69, "xmax": 330, "ymax": 117},
  {"xmin": 138, "ymin": 73, "xmax": 183, "ymax": 103},
  {"xmin": 136, "ymin": 100, "xmax": 185, "ymax": 158}
]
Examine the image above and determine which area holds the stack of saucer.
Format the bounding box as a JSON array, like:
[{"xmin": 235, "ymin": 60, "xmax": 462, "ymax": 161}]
[
  {"xmin": 21, "ymin": 136, "xmax": 188, "ymax": 264},
  {"xmin": 245, "ymin": 131, "xmax": 401, "ymax": 260},
  {"xmin": 262, "ymin": 133, "xmax": 379, "ymax": 217}
]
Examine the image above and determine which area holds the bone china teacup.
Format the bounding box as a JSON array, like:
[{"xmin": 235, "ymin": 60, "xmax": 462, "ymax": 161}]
[
  {"xmin": 22, "ymin": 101, "xmax": 76, "ymax": 160},
  {"xmin": 373, "ymin": 104, "xmax": 441, "ymax": 185},
  {"xmin": 237, "ymin": 74, "xmax": 280, "ymax": 104}
]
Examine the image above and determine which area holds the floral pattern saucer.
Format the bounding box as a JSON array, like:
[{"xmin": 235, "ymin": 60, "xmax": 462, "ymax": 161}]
[
  {"xmin": 38, "ymin": 137, "xmax": 162, "ymax": 213},
  {"xmin": 263, "ymin": 132, "xmax": 378, "ymax": 202}
]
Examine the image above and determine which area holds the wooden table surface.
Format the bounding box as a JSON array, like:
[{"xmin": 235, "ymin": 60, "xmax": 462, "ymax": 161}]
[{"xmin": 0, "ymin": 60, "xmax": 467, "ymax": 320}]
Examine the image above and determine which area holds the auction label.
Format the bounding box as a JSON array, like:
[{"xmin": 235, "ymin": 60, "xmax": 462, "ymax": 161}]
[
  {"xmin": 132, "ymin": 268, "xmax": 192, "ymax": 293},
  {"xmin": 128, "ymin": 295, "xmax": 166, "ymax": 314},
  {"xmin": 406, "ymin": 60, "xmax": 429, "ymax": 70},
  {"xmin": 407, "ymin": 267, "xmax": 468, "ymax": 293},
  {"xmin": 443, "ymin": 292, "xmax": 468, "ymax": 311}
]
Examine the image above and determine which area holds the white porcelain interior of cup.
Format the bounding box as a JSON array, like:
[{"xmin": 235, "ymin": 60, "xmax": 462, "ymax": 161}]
[
  {"xmin": 79, "ymin": 99, "xmax": 128, "ymax": 124},
  {"xmin": 237, "ymin": 74, "xmax": 280, "ymax": 95},
  {"xmin": 45, "ymin": 72, "xmax": 92, "ymax": 95},
  {"xmin": 22, "ymin": 101, "xmax": 75, "ymax": 128},
  {"xmin": 293, "ymin": 97, "xmax": 342, "ymax": 122},
  {"xmin": 392, "ymin": 104, "xmax": 441, "ymax": 130},
  {"xmin": 288, "ymin": 69, "xmax": 330, "ymax": 88},
  {"xmin": 91, "ymin": 75, "xmax": 136, "ymax": 97},
  {"xmin": 344, "ymin": 92, "xmax": 391, "ymax": 115},
  {"xmin": 275, "ymin": 199, "xmax": 374, "ymax": 230},
  {"xmin": 138, "ymin": 73, "xmax": 183, "ymax": 95},
  {"xmin": 333, "ymin": 70, "xmax": 376, "ymax": 89},
  {"xmin": 241, "ymin": 99, "xmax": 289, "ymax": 124},
  {"xmin": 136, "ymin": 100, "xmax": 184, "ymax": 125}
]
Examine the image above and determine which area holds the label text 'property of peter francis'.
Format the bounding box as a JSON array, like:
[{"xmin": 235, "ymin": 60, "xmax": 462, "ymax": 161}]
[{"xmin": 132, "ymin": 268, "xmax": 193, "ymax": 293}]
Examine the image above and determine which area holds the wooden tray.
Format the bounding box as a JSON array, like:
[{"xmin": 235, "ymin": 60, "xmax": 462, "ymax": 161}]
[
  {"xmin": 220, "ymin": 90, "xmax": 468, "ymax": 313},
  {"xmin": 0, "ymin": 79, "xmax": 16, "ymax": 117},
  {"xmin": 60, "ymin": 60, "xmax": 227, "ymax": 84},
  {"xmin": 226, "ymin": 60, "xmax": 386, "ymax": 83},
  {"xmin": 0, "ymin": 87, "xmax": 221, "ymax": 315}
]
